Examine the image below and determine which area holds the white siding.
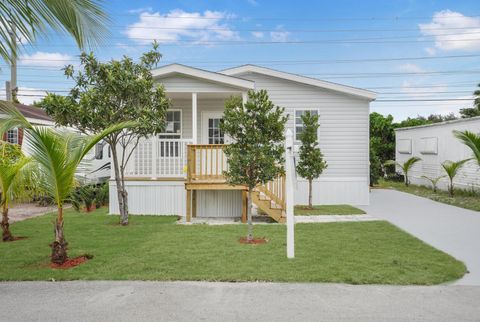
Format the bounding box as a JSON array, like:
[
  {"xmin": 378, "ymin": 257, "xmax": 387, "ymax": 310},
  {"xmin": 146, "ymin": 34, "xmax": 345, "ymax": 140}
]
[
  {"xmin": 196, "ymin": 190, "xmax": 242, "ymax": 217},
  {"xmin": 395, "ymin": 117, "xmax": 480, "ymax": 191},
  {"xmin": 237, "ymin": 72, "xmax": 370, "ymax": 205},
  {"xmin": 158, "ymin": 75, "xmax": 243, "ymax": 93},
  {"xmin": 109, "ymin": 181, "xmax": 185, "ymax": 215}
]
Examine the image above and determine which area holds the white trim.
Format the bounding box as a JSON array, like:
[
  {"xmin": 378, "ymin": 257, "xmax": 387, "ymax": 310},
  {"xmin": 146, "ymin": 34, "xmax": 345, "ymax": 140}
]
[
  {"xmin": 192, "ymin": 93, "xmax": 197, "ymax": 144},
  {"xmin": 151, "ymin": 64, "xmax": 255, "ymax": 90},
  {"xmin": 201, "ymin": 111, "xmax": 225, "ymax": 144},
  {"xmin": 158, "ymin": 109, "xmax": 183, "ymax": 138},
  {"xmin": 221, "ymin": 64, "xmax": 376, "ymax": 100},
  {"xmin": 394, "ymin": 115, "xmax": 480, "ymax": 132},
  {"xmin": 293, "ymin": 108, "xmax": 320, "ymax": 142}
]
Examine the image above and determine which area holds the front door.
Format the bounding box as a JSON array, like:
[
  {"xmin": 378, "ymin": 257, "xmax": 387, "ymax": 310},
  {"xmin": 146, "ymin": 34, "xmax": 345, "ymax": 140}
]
[{"xmin": 202, "ymin": 112, "xmax": 225, "ymax": 144}]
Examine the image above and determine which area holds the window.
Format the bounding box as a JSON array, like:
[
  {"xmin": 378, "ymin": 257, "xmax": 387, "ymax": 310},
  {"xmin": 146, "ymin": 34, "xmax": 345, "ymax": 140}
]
[
  {"xmin": 294, "ymin": 110, "xmax": 318, "ymax": 141},
  {"xmin": 208, "ymin": 117, "xmax": 224, "ymax": 144},
  {"xmin": 95, "ymin": 143, "xmax": 104, "ymax": 160},
  {"xmin": 6, "ymin": 128, "xmax": 18, "ymax": 144},
  {"xmin": 158, "ymin": 110, "xmax": 182, "ymax": 139},
  {"xmin": 159, "ymin": 110, "xmax": 182, "ymax": 157}
]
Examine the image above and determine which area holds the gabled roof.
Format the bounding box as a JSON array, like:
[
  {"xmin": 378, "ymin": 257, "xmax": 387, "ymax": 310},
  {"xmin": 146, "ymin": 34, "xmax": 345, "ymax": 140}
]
[
  {"xmin": 221, "ymin": 64, "xmax": 376, "ymax": 100},
  {"xmin": 15, "ymin": 103, "xmax": 52, "ymax": 122},
  {"xmin": 151, "ymin": 63, "xmax": 255, "ymax": 90}
]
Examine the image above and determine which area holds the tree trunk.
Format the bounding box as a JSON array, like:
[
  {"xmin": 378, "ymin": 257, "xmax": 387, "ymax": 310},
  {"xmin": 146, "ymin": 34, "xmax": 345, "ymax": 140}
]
[
  {"xmin": 449, "ymin": 180, "xmax": 454, "ymax": 197},
  {"xmin": 1, "ymin": 205, "xmax": 13, "ymax": 242},
  {"xmin": 51, "ymin": 207, "xmax": 67, "ymax": 264},
  {"xmin": 111, "ymin": 144, "xmax": 129, "ymax": 225},
  {"xmin": 247, "ymin": 188, "xmax": 253, "ymax": 241},
  {"xmin": 405, "ymin": 173, "xmax": 409, "ymax": 186},
  {"xmin": 308, "ymin": 178, "xmax": 313, "ymax": 209}
]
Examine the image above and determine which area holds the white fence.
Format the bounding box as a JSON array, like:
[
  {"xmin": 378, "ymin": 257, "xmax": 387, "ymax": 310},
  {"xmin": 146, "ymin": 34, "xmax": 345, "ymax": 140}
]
[{"xmin": 123, "ymin": 137, "xmax": 192, "ymax": 178}]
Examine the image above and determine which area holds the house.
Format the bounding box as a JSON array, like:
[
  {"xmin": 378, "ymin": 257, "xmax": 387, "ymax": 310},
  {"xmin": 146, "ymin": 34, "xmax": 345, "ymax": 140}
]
[
  {"xmin": 0, "ymin": 101, "xmax": 110, "ymax": 183},
  {"xmin": 395, "ymin": 117, "xmax": 480, "ymax": 191},
  {"xmin": 109, "ymin": 64, "xmax": 376, "ymax": 222}
]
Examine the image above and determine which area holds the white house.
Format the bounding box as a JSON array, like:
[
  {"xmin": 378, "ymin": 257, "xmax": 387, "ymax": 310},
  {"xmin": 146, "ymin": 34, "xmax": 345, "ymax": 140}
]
[
  {"xmin": 395, "ymin": 117, "xmax": 480, "ymax": 191},
  {"xmin": 109, "ymin": 64, "xmax": 376, "ymax": 222}
]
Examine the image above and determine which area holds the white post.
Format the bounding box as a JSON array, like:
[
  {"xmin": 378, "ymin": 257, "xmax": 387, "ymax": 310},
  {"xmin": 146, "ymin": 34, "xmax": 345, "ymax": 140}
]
[
  {"xmin": 192, "ymin": 92, "xmax": 198, "ymax": 144},
  {"xmin": 285, "ymin": 129, "xmax": 295, "ymax": 258},
  {"xmin": 151, "ymin": 136, "xmax": 157, "ymax": 179},
  {"xmin": 242, "ymin": 92, "xmax": 247, "ymax": 106}
]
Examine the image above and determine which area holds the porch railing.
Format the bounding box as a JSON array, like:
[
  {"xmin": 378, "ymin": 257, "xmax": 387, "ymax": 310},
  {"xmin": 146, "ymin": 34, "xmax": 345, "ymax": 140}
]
[
  {"xmin": 187, "ymin": 144, "xmax": 227, "ymax": 183},
  {"xmin": 255, "ymin": 173, "xmax": 286, "ymax": 209},
  {"xmin": 124, "ymin": 137, "xmax": 192, "ymax": 178}
]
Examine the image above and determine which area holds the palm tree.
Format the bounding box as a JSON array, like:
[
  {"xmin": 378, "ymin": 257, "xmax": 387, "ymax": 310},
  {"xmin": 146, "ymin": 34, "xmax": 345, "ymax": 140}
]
[
  {"xmin": 441, "ymin": 160, "xmax": 469, "ymax": 197},
  {"xmin": 386, "ymin": 157, "xmax": 421, "ymax": 186},
  {"xmin": 0, "ymin": 0, "xmax": 109, "ymax": 63},
  {"xmin": 421, "ymin": 175, "xmax": 445, "ymax": 193},
  {"xmin": 0, "ymin": 145, "xmax": 32, "ymax": 241},
  {"xmin": 454, "ymin": 130, "xmax": 480, "ymax": 167},
  {"xmin": 0, "ymin": 102, "xmax": 135, "ymax": 263}
]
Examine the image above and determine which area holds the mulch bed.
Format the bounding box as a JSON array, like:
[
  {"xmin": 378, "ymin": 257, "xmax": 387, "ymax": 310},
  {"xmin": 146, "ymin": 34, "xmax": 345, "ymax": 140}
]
[
  {"xmin": 238, "ymin": 237, "xmax": 268, "ymax": 244},
  {"xmin": 50, "ymin": 254, "xmax": 93, "ymax": 269}
]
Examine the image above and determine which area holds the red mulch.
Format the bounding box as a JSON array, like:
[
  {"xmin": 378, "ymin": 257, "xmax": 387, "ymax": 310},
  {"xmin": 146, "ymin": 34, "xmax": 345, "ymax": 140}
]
[
  {"xmin": 238, "ymin": 237, "xmax": 268, "ymax": 244},
  {"xmin": 50, "ymin": 255, "xmax": 93, "ymax": 269}
]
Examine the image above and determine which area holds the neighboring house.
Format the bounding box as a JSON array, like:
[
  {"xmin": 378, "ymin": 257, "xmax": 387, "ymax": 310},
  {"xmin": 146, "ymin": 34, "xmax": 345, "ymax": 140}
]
[
  {"xmin": 395, "ymin": 116, "xmax": 480, "ymax": 191},
  {"xmin": 0, "ymin": 101, "xmax": 110, "ymax": 183},
  {"xmin": 109, "ymin": 64, "xmax": 376, "ymax": 221}
]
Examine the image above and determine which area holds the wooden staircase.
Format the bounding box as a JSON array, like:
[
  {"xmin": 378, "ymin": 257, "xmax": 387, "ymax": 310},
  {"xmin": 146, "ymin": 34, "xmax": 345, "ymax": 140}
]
[{"xmin": 251, "ymin": 174, "xmax": 286, "ymax": 223}]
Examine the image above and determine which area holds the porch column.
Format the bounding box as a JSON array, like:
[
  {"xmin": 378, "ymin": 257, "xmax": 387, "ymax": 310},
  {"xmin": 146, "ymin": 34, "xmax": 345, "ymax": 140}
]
[
  {"xmin": 192, "ymin": 92, "xmax": 198, "ymax": 144},
  {"xmin": 242, "ymin": 92, "xmax": 247, "ymax": 106}
]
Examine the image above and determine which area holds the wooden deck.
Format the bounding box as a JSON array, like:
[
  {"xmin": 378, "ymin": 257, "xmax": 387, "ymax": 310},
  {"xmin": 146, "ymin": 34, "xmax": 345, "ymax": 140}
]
[{"xmin": 185, "ymin": 144, "xmax": 286, "ymax": 223}]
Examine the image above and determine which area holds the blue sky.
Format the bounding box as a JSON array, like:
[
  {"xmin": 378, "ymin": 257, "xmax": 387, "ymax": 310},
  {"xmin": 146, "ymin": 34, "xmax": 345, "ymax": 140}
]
[{"xmin": 1, "ymin": 0, "xmax": 480, "ymax": 120}]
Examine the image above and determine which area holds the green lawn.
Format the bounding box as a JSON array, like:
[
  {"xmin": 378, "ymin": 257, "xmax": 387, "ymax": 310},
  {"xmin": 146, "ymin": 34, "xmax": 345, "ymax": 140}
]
[
  {"xmin": 295, "ymin": 204, "xmax": 365, "ymax": 215},
  {"xmin": 0, "ymin": 208, "xmax": 465, "ymax": 284},
  {"xmin": 378, "ymin": 179, "xmax": 480, "ymax": 212}
]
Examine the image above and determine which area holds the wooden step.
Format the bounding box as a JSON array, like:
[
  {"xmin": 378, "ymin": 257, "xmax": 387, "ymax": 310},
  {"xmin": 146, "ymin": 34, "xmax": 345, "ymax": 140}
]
[{"xmin": 251, "ymin": 191, "xmax": 284, "ymax": 223}]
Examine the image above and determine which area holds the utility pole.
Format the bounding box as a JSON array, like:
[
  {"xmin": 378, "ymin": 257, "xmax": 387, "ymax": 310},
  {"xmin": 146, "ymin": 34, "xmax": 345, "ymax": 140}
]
[{"xmin": 9, "ymin": 21, "xmax": 17, "ymax": 102}]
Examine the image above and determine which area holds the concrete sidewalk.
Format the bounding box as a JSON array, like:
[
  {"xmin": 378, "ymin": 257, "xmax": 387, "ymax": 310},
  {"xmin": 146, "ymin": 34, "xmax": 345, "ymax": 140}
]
[
  {"xmin": 360, "ymin": 189, "xmax": 480, "ymax": 286},
  {"xmin": 1, "ymin": 281, "xmax": 479, "ymax": 321}
]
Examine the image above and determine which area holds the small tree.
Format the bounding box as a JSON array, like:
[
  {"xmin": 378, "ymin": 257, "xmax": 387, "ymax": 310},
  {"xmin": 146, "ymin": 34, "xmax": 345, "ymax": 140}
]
[
  {"xmin": 421, "ymin": 175, "xmax": 445, "ymax": 193},
  {"xmin": 296, "ymin": 111, "xmax": 327, "ymax": 209},
  {"xmin": 386, "ymin": 156, "xmax": 421, "ymax": 186},
  {"xmin": 0, "ymin": 102, "xmax": 135, "ymax": 263},
  {"xmin": 441, "ymin": 160, "xmax": 468, "ymax": 197},
  {"xmin": 40, "ymin": 44, "xmax": 169, "ymax": 225},
  {"xmin": 454, "ymin": 130, "xmax": 480, "ymax": 167},
  {"xmin": 221, "ymin": 90, "xmax": 287, "ymax": 242}
]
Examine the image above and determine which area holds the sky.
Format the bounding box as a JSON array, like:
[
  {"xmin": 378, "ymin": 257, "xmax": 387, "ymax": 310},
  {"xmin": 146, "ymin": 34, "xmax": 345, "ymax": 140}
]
[{"xmin": 1, "ymin": 0, "xmax": 479, "ymax": 121}]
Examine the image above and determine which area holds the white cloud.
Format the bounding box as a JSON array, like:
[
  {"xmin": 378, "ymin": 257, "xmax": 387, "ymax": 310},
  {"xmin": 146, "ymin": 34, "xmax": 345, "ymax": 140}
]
[
  {"xmin": 125, "ymin": 9, "xmax": 239, "ymax": 45},
  {"xmin": 19, "ymin": 51, "xmax": 73, "ymax": 68},
  {"xmin": 270, "ymin": 25, "xmax": 290, "ymax": 42},
  {"xmin": 251, "ymin": 31, "xmax": 264, "ymax": 38},
  {"xmin": 419, "ymin": 10, "xmax": 480, "ymax": 51},
  {"xmin": 128, "ymin": 7, "xmax": 153, "ymax": 14},
  {"xmin": 398, "ymin": 63, "xmax": 426, "ymax": 73},
  {"xmin": 424, "ymin": 47, "xmax": 436, "ymax": 56},
  {"xmin": 0, "ymin": 87, "xmax": 47, "ymax": 105},
  {"xmin": 247, "ymin": 0, "xmax": 259, "ymax": 6}
]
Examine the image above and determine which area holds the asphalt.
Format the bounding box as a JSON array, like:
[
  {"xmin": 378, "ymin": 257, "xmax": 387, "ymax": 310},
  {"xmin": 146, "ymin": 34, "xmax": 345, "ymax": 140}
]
[
  {"xmin": 360, "ymin": 189, "xmax": 480, "ymax": 286},
  {"xmin": 1, "ymin": 281, "xmax": 480, "ymax": 321}
]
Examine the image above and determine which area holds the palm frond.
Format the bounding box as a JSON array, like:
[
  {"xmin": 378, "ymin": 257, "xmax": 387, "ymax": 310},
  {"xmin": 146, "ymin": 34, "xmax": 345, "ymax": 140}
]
[{"xmin": 454, "ymin": 130, "xmax": 480, "ymax": 167}]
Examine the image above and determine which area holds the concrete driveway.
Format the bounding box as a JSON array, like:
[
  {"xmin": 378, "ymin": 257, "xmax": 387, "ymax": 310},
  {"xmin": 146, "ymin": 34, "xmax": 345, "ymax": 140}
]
[
  {"xmin": 1, "ymin": 281, "xmax": 479, "ymax": 322},
  {"xmin": 360, "ymin": 189, "xmax": 480, "ymax": 286}
]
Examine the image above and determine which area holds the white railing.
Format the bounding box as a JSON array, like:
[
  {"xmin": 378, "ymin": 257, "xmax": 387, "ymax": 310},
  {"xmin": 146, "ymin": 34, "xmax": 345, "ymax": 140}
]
[{"xmin": 124, "ymin": 137, "xmax": 192, "ymax": 178}]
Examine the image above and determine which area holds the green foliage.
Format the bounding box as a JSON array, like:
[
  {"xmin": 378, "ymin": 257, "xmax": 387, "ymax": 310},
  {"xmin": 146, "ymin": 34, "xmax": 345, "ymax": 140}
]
[
  {"xmin": 421, "ymin": 175, "xmax": 446, "ymax": 193},
  {"xmin": 459, "ymin": 83, "xmax": 480, "ymax": 118},
  {"xmin": 395, "ymin": 113, "xmax": 457, "ymax": 128},
  {"xmin": 441, "ymin": 159, "xmax": 469, "ymax": 196},
  {"xmin": 296, "ymin": 111, "xmax": 327, "ymax": 180},
  {"xmin": 454, "ymin": 130, "xmax": 480, "ymax": 168},
  {"xmin": 0, "ymin": 0, "xmax": 109, "ymax": 63},
  {"xmin": 38, "ymin": 44, "xmax": 169, "ymax": 224},
  {"xmin": 369, "ymin": 141, "xmax": 382, "ymax": 186},
  {"xmin": 386, "ymin": 157, "xmax": 421, "ymax": 186},
  {"xmin": 95, "ymin": 183, "xmax": 109, "ymax": 207},
  {"xmin": 221, "ymin": 90, "xmax": 287, "ymax": 189}
]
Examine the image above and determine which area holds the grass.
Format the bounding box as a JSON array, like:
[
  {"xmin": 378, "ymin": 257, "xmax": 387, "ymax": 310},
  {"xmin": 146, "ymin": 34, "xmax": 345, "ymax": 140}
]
[
  {"xmin": 378, "ymin": 179, "xmax": 480, "ymax": 212},
  {"xmin": 295, "ymin": 204, "xmax": 365, "ymax": 216},
  {"xmin": 0, "ymin": 207, "xmax": 466, "ymax": 284}
]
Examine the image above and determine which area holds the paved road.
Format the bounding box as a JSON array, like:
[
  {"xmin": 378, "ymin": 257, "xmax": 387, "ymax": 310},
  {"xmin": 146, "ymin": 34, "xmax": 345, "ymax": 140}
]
[
  {"xmin": 1, "ymin": 281, "xmax": 480, "ymax": 321},
  {"xmin": 360, "ymin": 189, "xmax": 480, "ymax": 286}
]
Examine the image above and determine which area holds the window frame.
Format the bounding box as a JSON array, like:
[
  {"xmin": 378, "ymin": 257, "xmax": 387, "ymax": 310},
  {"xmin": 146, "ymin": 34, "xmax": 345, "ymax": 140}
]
[
  {"xmin": 158, "ymin": 109, "xmax": 183, "ymax": 139},
  {"xmin": 293, "ymin": 108, "xmax": 319, "ymax": 142},
  {"xmin": 6, "ymin": 128, "xmax": 19, "ymax": 144}
]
